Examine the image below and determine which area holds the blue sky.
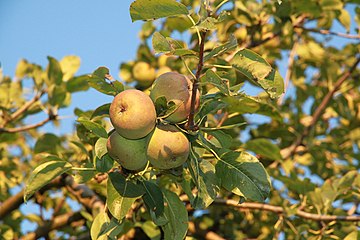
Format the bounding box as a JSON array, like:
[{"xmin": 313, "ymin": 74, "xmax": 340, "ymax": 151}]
[{"xmin": 0, "ymin": 0, "xmax": 142, "ymax": 135}]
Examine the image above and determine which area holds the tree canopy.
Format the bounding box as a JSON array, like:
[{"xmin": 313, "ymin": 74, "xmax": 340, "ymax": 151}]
[{"xmin": 1, "ymin": 0, "xmax": 360, "ymax": 239}]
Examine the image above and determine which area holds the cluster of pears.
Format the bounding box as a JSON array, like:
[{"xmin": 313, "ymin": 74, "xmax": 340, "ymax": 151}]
[{"xmin": 107, "ymin": 72, "xmax": 200, "ymax": 171}]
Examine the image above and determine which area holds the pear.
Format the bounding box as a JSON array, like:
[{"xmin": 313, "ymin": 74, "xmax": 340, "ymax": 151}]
[
  {"xmin": 147, "ymin": 124, "xmax": 190, "ymax": 169},
  {"xmin": 107, "ymin": 131, "xmax": 148, "ymax": 171},
  {"xmin": 132, "ymin": 61, "xmax": 156, "ymax": 87},
  {"xmin": 109, "ymin": 89, "xmax": 156, "ymax": 139},
  {"xmin": 150, "ymin": 72, "xmax": 200, "ymax": 123}
]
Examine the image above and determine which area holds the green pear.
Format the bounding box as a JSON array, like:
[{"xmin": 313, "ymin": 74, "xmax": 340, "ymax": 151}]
[
  {"xmin": 150, "ymin": 72, "xmax": 200, "ymax": 123},
  {"xmin": 107, "ymin": 131, "xmax": 148, "ymax": 171},
  {"xmin": 132, "ymin": 61, "xmax": 156, "ymax": 87},
  {"xmin": 109, "ymin": 89, "xmax": 156, "ymax": 139},
  {"xmin": 147, "ymin": 124, "xmax": 190, "ymax": 169}
]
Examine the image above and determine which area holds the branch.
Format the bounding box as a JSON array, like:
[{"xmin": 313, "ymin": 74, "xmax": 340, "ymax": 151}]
[
  {"xmin": 213, "ymin": 198, "xmax": 360, "ymax": 222},
  {"xmin": 277, "ymin": 38, "xmax": 299, "ymax": 105},
  {"xmin": 284, "ymin": 55, "xmax": 360, "ymax": 158},
  {"xmin": 0, "ymin": 115, "xmax": 55, "ymax": 134},
  {"xmin": 296, "ymin": 26, "xmax": 360, "ymax": 39},
  {"xmin": 21, "ymin": 211, "xmax": 84, "ymax": 240},
  {"xmin": 188, "ymin": 221, "xmax": 225, "ymax": 240},
  {"xmin": 1, "ymin": 90, "xmax": 45, "ymax": 127},
  {"xmin": 187, "ymin": 30, "xmax": 207, "ymax": 131}
]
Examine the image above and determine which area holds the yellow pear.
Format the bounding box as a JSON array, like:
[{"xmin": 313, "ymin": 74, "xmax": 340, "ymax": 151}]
[
  {"xmin": 107, "ymin": 131, "xmax": 148, "ymax": 171},
  {"xmin": 147, "ymin": 124, "xmax": 190, "ymax": 169},
  {"xmin": 132, "ymin": 61, "xmax": 156, "ymax": 87},
  {"xmin": 150, "ymin": 72, "xmax": 200, "ymax": 123},
  {"xmin": 109, "ymin": 89, "xmax": 156, "ymax": 139}
]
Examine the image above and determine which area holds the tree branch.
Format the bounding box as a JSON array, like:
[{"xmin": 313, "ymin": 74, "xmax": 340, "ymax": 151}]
[
  {"xmin": 210, "ymin": 198, "xmax": 360, "ymax": 222},
  {"xmin": 187, "ymin": 30, "xmax": 207, "ymax": 131},
  {"xmin": 1, "ymin": 90, "xmax": 45, "ymax": 127},
  {"xmin": 277, "ymin": 38, "xmax": 299, "ymax": 105},
  {"xmin": 0, "ymin": 176, "xmax": 65, "ymax": 220},
  {"xmin": 21, "ymin": 211, "xmax": 84, "ymax": 240},
  {"xmin": 284, "ymin": 55, "xmax": 360, "ymax": 158},
  {"xmin": 0, "ymin": 115, "xmax": 56, "ymax": 134},
  {"xmin": 296, "ymin": 26, "xmax": 360, "ymax": 39}
]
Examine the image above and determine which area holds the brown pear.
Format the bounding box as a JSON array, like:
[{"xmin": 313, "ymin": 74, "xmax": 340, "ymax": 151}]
[
  {"xmin": 147, "ymin": 124, "xmax": 190, "ymax": 169},
  {"xmin": 150, "ymin": 72, "xmax": 200, "ymax": 123},
  {"xmin": 109, "ymin": 89, "xmax": 156, "ymax": 139}
]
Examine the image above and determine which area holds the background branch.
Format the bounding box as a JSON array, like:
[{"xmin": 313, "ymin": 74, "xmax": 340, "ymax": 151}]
[
  {"xmin": 284, "ymin": 55, "xmax": 360, "ymax": 158},
  {"xmin": 296, "ymin": 26, "xmax": 360, "ymax": 39}
]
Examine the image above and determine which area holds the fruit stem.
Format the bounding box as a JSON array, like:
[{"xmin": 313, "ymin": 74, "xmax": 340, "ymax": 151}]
[{"xmin": 187, "ymin": 30, "xmax": 207, "ymax": 131}]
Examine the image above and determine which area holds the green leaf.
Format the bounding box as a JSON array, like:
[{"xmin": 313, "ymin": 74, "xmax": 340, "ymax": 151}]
[
  {"xmin": 47, "ymin": 56, "xmax": 63, "ymax": 85},
  {"xmin": 66, "ymin": 75, "xmax": 90, "ymax": 93},
  {"xmin": 90, "ymin": 211, "xmax": 110, "ymax": 240},
  {"xmin": 152, "ymin": 32, "xmax": 172, "ymax": 54},
  {"xmin": 60, "ymin": 55, "xmax": 81, "ymax": 81},
  {"xmin": 107, "ymin": 173, "xmax": 143, "ymax": 220},
  {"xmin": 95, "ymin": 138, "xmax": 108, "ymax": 159},
  {"xmin": 142, "ymin": 181, "xmax": 165, "ymax": 219},
  {"xmin": 24, "ymin": 156, "xmax": 72, "ymax": 201},
  {"xmin": 193, "ymin": 160, "xmax": 219, "ymax": 209},
  {"xmin": 337, "ymin": 9, "xmax": 351, "ymax": 32},
  {"xmin": 95, "ymin": 154, "xmax": 114, "ymax": 173},
  {"xmin": 48, "ymin": 84, "xmax": 67, "ymax": 107},
  {"xmin": 87, "ymin": 67, "xmax": 123, "ymax": 96},
  {"xmin": 162, "ymin": 190, "xmax": 188, "ymax": 240},
  {"xmin": 197, "ymin": 17, "xmax": 217, "ymax": 30},
  {"xmin": 77, "ymin": 117, "xmax": 108, "ymax": 138},
  {"xmin": 34, "ymin": 133, "xmax": 61, "ymax": 154},
  {"xmin": 130, "ymin": 0, "xmax": 189, "ymax": 22},
  {"xmin": 204, "ymin": 34, "xmax": 237, "ymax": 62},
  {"xmin": 203, "ymin": 70, "xmax": 231, "ymax": 96},
  {"xmin": 216, "ymin": 151, "xmax": 271, "ymax": 202},
  {"xmin": 108, "ymin": 172, "xmax": 145, "ymax": 197},
  {"xmin": 91, "ymin": 103, "xmax": 111, "ymax": 119},
  {"xmin": 245, "ymin": 138, "xmax": 282, "ymax": 161},
  {"xmin": 231, "ymin": 49, "xmax": 284, "ymax": 98},
  {"xmin": 206, "ymin": 130, "xmax": 233, "ymax": 148}
]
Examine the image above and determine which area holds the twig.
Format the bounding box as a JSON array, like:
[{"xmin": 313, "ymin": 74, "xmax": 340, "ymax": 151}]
[
  {"xmin": 0, "ymin": 115, "xmax": 55, "ymax": 134},
  {"xmin": 188, "ymin": 221, "xmax": 225, "ymax": 240},
  {"xmin": 284, "ymin": 55, "xmax": 360, "ymax": 158},
  {"xmin": 187, "ymin": 30, "xmax": 207, "ymax": 131},
  {"xmin": 1, "ymin": 90, "xmax": 45, "ymax": 127},
  {"xmin": 182, "ymin": 195, "xmax": 360, "ymax": 222},
  {"xmin": 296, "ymin": 26, "xmax": 360, "ymax": 39},
  {"xmin": 277, "ymin": 39, "xmax": 299, "ymax": 105}
]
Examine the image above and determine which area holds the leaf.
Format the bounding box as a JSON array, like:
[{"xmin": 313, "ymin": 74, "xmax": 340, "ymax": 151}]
[
  {"xmin": 245, "ymin": 138, "xmax": 282, "ymax": 161},
  {"xmin": 162, "ymin": 190, "xmax": 188, "ymax": 240},
  {"xmin": 203, "ymin": 70, "xmax": 231, "ymax": 96},
  {"xmin": 24, "ymin": 156, "xmax": 72, "ymax": 201},
  {"xmin": 206, "ymin": 130, "xmax": 233, "ymax": 148},
  {"xmin": 193, "ymin": 160, "xmax": 219, "ymax": 209},
  {"xmin": 197, "ymin": 17, "xmax": 217, "ymax": 30},
  {"xmin": 47, "ymin": 56, "xmax": 63, "ymax": 85},
  {"xmin": 204, "ymin": 34, "xmax": 237, "ymax": 62},
  {"xmin": 216, "ymin": 151, "xmax": 271, "ymax": 202},
  {"xmin": 337, "ymin": 9, "xmax": 351, "ymax": 32},
  {"xmin": 60, "ymin": 55, "xmax": 81, "ymax": 81},
  {"xmin": 152, "ymin": 32, "xmax": 172, "ymax": 54},
  {"xmin": 90, "ymin": 211, "xmax": 110, "ymax": 240},
  {"xmin": 231, "ymin": 49, "xmax": 284, "ymax": 98},
  {"xmin": 34, "ymin": 133, "xmax": 61, "ymax": 154},
  {"xmin": 96, "ymin": 154, "xmax": 114, "ymax": 173},
  {"xmin": 66, "ymin": 75, "xmax": 90, "ymax": 93},
  {"xmin": 87, "ymin": 67, "xmax": 123, "ymax": 96},
  {"xmin": 142, "ymin": 181, "xmax": 165, "ymax": 219},
  {"xmin": 107, "ymin": 173, "xmax": 143, "ymax": 220},
  {"xmin": 91, "ymin": 103, "xmax": 111, "ymax": 119},
  {"xmin": 77, "ymin": 117, "xmax": 108, "ymax": 138},
  {"xmin": 108, "ymin": 172, "xmax": 145, "ymax": 198},
  {"xmin": 95, "ymin": 138, "xmax": 108, "ymax": 159},
  {"xmin": 130, "ymin": 0, "xmax": 189, "ymax": 22}
]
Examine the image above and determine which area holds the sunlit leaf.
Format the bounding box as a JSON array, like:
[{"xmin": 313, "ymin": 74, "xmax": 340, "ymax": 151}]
[{"xmin": 130, "ymin": 0, "xmax": 189, "ymax": 22}]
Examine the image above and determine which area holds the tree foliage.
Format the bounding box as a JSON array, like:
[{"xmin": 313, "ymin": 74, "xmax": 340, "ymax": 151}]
[{"xmin": 1, "ymin": 0, "xmax": 360, "ymax": 239}]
